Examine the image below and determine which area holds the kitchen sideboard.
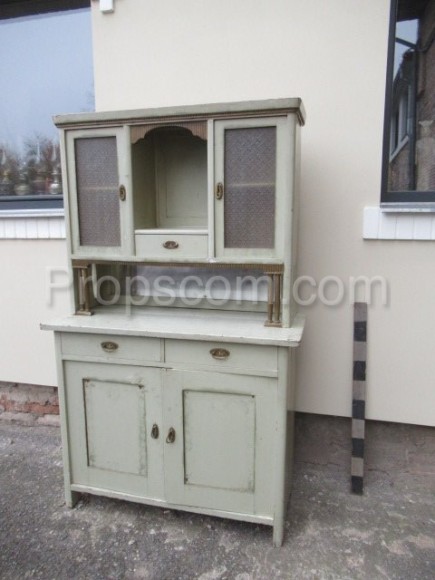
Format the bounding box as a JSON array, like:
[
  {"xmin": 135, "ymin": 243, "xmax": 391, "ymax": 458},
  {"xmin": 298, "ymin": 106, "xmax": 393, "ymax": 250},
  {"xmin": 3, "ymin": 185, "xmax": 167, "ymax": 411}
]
[{"xmin": 42, "ymin": 99, "xmax": 306, "ymax": 546}]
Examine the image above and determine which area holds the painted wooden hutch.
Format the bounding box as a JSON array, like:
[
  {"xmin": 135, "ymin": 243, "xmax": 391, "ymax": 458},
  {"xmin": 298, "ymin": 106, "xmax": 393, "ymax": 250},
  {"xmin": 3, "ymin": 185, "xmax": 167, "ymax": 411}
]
[{"xmin": 42, "ymin": 98, "xmax": 306, "ymax": 546}]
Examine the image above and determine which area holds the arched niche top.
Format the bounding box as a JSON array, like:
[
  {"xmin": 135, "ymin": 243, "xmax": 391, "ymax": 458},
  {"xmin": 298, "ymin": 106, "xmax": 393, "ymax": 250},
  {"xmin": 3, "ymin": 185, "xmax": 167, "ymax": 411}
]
[{"xmin": 130, "ymin": 121, "xmax": 207, "ymax": 144}]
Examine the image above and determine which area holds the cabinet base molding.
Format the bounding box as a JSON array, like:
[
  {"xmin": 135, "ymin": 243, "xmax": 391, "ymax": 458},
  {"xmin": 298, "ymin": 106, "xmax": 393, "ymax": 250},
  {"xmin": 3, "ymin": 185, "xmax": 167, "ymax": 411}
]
[{"xmin": 70, "ymin": 484, "xmax": 274, "ymax": 527}]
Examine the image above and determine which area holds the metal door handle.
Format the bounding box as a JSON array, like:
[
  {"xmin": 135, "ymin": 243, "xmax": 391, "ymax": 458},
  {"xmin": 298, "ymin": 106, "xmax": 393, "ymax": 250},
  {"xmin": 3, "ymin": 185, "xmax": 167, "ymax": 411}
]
[
  {"xmin": 166, "ymin": 427, "xmax": 176, "ymax": 443},
  {"xmin": 215, "ymin": 182, "xmax": 224, "ymax": 200},
  {"xmin": 119, "ymin": 184, "xmax": 126, "ymax": 201}
]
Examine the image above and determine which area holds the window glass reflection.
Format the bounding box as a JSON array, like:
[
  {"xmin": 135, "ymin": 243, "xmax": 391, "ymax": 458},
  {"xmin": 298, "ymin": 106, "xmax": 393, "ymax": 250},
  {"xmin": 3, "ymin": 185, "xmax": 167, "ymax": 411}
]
[
  {"xmin": 0, "ymin": 9, "xmax": 94, "ymax": 199},
  {"xmin": 387, "ymin": 1, "xmax": 435, "ymax": 193}
]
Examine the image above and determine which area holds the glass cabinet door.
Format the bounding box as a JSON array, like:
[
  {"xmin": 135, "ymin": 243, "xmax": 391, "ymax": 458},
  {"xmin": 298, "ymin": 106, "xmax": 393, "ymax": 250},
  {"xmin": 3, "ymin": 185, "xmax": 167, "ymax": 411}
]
[
  {"xmin": 214, "ymin": 118, "xmax": 286, "ymax": 258},
  {"xmin": 66, "ymin": 127, "xmax": 132, "ymax": 257}
]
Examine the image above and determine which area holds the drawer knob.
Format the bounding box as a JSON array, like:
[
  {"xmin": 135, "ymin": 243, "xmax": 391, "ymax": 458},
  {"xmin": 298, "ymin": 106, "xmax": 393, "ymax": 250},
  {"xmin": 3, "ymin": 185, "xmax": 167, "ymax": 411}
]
[
  {"xmin": 151, "ymin": 424, "xmax": 159, "ymax": 439},
  {"xmin": 166, "ymin": 427, "xmax": 176, "ymax": 444},
  {"xmin": 101, "ymin": 341, "xmax": 119, "ymax": 353},
  {"xmin": 210, "ymin": 347, "xmax": 230, "ymax": 360},
  {"xmin": 163, "ymin": 240, "xmax": 179, "ymax": 250}
]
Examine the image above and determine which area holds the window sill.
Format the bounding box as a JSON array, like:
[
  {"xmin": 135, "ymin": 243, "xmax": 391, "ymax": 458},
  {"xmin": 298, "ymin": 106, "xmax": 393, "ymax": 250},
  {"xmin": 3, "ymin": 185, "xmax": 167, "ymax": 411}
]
[
  {"xmin": 380, "ymin": 203, "xmax": 435, "ymax": 213},
  {"xmin": 0, "ymin": 210, "xmax": 66, "ymax": 240},
  {"xmin": 363, "ymin": 207, "xmax": 435, "ymax": 240}
]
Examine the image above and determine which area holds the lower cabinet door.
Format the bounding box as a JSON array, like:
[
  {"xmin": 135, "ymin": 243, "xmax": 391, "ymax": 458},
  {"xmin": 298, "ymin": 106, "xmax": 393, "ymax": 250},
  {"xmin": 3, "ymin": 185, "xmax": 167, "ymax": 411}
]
[
  {"xmin": 163, "ymin": 369, "xmax": 277, "ymax": 517},
  {"xmin": 64, "ymin": 362, "xmax": 163, "ymax": 499}
]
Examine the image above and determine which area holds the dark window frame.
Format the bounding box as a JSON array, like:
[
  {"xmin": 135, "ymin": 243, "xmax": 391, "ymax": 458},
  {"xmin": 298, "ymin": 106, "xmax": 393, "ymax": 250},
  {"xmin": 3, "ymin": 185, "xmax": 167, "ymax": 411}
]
[
  {"xmin": 0, "ymin": 1, "xmax": 89, "ymax": 20},
  {"xmin": 381, "ymin": 0, "xmax": 435, "ymax": 205},
  {"xmin": 0, "ymin": 0, "xmax": 90, "ymax": 211}
]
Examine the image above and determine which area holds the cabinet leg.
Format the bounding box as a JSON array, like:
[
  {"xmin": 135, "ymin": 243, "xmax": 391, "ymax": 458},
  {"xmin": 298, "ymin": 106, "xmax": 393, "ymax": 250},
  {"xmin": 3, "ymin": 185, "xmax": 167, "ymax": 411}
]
[
  {"xmin": 65, "ymin": 490, "xmax": 81, "ymax": 508},
  {"xmin": 273, "ymin": 521, "xmax": 284, "ymax": 547}
]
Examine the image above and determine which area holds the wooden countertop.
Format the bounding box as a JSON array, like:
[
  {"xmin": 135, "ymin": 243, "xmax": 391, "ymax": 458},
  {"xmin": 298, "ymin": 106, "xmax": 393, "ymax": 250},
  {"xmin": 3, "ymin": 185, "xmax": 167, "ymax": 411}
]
[{"xmin": 41, "ymin": 307, "xmax": 305, "ymax": 347}]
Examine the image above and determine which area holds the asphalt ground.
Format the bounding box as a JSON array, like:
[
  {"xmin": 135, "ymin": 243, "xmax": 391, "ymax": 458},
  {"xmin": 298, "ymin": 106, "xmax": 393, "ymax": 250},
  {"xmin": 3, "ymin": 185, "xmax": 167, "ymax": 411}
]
[{"xmin": 0, "ymin": 421, "xmax": 434, "ymax": 580}]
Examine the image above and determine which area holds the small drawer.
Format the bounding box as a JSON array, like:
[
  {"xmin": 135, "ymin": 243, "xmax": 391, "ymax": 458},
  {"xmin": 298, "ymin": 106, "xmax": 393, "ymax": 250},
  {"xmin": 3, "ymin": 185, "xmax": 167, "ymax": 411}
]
[
  {"xmin": 61, "ymin": 333, "xmax": 161, "ymax": 363},
  {"xmin": 135, "ymin": 233, "xmax": 208, "ymax": 259},
  {"xmin": 165, "ymin": 340, "xmax": 277, "ymax": 373}
]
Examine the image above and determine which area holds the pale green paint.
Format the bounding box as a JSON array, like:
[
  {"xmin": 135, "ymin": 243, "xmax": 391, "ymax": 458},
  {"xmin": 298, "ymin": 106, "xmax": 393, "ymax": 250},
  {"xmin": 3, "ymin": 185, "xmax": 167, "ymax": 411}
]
[
  {"xmin": 48, "ymin": 99, "xmax": 305, "ymax": 546},
  {"xmin": 43, "ymin": 308, "xmax": 305, "ymax": 348},
  {"xmin": 154, "ymin": 131, "xmax": 208, "ymax": 228},
  {"xmin": 214, "ymin": 116, "xmax": 289, "ymax": 260},
  {"xmin": 163, "ymin": 369, "xmax": 277, "ymax": 516},
  {"xmin": 183, "ymin": 390, "xmax": 256, "ymax": 492},
  {"xmin": 84, "ymin": 377, "xmax": 147, "ymax": 476},
  {"xmin": 64, "ymin": 361, "xmax": 163, "ymax": 498},
  {"xmin": 135, "ymin": 232, "xmax": 208, "ymax": 260},
  {"xmin": 165, "ymin": 338, "xmax": 278, "ymax": 374},
  {"xmin": 132, "ymin": 132, "xmax": 158, "ymax": 229},
  {"xmin": 54, "ymin": 331, "xmax": 294, "ymax": 544},
  {"xmin": 54, "ymin": 98, "xmax": 306, "ymax": 128},
  {"xmin": 66, "ymin": 126, "xmax": 134, "ymax": 259},
  {"xmin": 58, "ymin": 102, "xmax": 302, "ymax": 299},
  {"xmin": 132, "ymin": 129, "xmax": 208, "ymax": 230},
  {"xmin": 61, "ymin": 332, "xmax": 161, "ymax": 363}
]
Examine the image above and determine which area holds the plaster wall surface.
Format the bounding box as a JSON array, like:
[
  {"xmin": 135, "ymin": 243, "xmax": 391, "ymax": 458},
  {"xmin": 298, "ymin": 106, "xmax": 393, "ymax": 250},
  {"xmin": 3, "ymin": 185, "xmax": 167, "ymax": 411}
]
[
  {"xmin": 2, "ymin": 0, "xmax": 434, "ymax": 427},
  {"xmin": 90, "ymin": 0, "xmax": 435, "ymax": 427},
  {"xmin": 0, "ymin": 240, "xmax": 69, "ymax": 386}
]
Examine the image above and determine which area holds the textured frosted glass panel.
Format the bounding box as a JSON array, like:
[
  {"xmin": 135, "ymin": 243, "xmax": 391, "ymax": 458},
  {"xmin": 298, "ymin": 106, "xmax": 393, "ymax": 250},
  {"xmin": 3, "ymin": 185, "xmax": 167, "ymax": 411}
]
[
  {"xmin": 224, "ymin": 127, "xmax": 276, "ymax": 249},
  {"xmin": 75, "ymin": 137, "xmax": 121, "ymax": 247}
]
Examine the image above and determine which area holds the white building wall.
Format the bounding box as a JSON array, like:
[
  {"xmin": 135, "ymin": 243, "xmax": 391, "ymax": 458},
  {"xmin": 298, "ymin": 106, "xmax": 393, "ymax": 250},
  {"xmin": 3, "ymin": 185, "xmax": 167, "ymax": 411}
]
[
  {"xmin": 2, "ymin": 0, "xmax": 434, "ymax": 427},
  {"xmin": 0, "ymin": 239, "xmax": 69, "ymax": 386}
]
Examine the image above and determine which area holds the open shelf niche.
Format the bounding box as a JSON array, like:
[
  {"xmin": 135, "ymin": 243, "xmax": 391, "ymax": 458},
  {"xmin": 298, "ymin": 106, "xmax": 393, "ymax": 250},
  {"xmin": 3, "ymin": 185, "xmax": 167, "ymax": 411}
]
[{"xmin": 132, "ymin": 122, "xmax": 208, "ymax": 233}]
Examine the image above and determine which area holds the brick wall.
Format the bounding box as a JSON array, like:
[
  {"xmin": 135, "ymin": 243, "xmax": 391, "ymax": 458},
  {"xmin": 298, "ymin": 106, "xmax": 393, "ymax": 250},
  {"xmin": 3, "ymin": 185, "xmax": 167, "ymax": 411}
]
[{"xmin": 0, "ymin": 382, "xmax": 59, "ymax": 426}]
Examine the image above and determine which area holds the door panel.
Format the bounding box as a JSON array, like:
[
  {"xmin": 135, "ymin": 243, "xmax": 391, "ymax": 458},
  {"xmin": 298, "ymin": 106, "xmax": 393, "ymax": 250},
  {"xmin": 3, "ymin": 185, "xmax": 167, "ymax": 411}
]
[
  {"xmin": 183, "ymin": 390, "xmax": 255, "ymax": 492},
  {"xmin": 164, "ymin": 369, "xmax": 276, "ymax": 517},
  {"xmin": 84, "ymin": 378, "xmax": 147, "ymax": 476},
  {"xmin": 64, "ymin": 362, "xmax": 162, "ymax": 499}
]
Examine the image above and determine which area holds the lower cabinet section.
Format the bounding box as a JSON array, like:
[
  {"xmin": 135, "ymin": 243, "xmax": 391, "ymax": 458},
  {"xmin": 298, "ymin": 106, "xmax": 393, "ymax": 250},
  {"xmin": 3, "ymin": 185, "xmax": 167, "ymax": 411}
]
[{"xmin": 58, "ymin": 334, "xmax": 292, "ymax": 546}]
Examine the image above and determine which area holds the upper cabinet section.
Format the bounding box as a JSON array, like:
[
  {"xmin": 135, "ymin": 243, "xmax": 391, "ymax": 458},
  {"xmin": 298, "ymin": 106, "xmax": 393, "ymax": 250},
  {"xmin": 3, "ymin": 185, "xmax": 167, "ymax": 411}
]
[{"xmin": 55, "ymin": 99, "xmax": 305, "ymax": 263}]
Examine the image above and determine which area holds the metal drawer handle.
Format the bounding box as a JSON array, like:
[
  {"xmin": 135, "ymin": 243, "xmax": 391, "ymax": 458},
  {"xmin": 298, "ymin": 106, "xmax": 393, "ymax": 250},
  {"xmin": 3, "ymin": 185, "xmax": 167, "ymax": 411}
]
[
  {"xmin": 166, "ymin": 427, "xmax": 176, "ymax": 444},
  {"xmin": 163, "ymin": 240, "xmax": 179, "ymax": 250},
  {"xmin": 210, "ymin": 348, "xmax": 230, "ymax": 360},
  {"xmin": 101, "ymin": 341, "xmax": 119, "ymax": 353},
  {"xmin": 151, "ymin": 424, "xmax": 159, "ymax": 439}
]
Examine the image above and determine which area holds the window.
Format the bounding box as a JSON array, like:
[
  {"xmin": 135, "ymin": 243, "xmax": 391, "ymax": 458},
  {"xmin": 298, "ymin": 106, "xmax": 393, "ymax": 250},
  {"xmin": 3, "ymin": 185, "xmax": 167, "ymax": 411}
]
[
  {"xmin": 382, "ymin": 0, "xmax": 435, "ymax": 205},
  {"xmin": 0, "ymin": 1, "xmax": 93, "ymax": 210}
]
